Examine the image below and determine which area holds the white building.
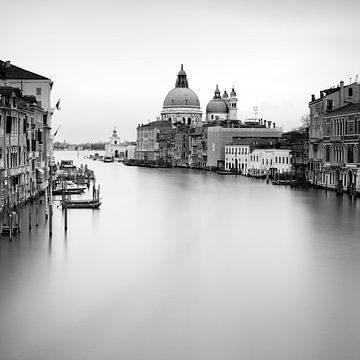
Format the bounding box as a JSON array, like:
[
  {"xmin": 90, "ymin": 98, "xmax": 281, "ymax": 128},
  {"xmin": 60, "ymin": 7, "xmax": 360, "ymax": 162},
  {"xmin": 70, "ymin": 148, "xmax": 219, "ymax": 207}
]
[
  {"xmin": 105, "ymin": 128, "xmax": 128, "ymax": 160},
  {"xmin": 225, "ymin": 143, "xmax": 250, "ymax": 173},
  {"xmin": 161, "ymin": 65, "xmax": 202, "ymax": 127},
  {"xmin": 225, "ymin": 139, "xmax": 291, "ymax": 176},
  {"xmin": 248, "ymin": 149, "xmax": 291, "ymax": 176}
]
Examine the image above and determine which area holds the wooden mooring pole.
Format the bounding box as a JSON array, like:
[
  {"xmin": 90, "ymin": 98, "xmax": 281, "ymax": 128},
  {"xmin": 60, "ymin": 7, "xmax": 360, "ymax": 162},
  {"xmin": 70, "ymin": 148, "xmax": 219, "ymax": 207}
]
[
  {"xmin": 36, "ymin": 205, "xmax": 39, "ymax": 227},
  {"xmin": 29, "ymin": 207, "xmax": 32, "ymax": 230},
  {"xmin": 64, "ymin": 197, "xmax": 68, "ymax": 232}
]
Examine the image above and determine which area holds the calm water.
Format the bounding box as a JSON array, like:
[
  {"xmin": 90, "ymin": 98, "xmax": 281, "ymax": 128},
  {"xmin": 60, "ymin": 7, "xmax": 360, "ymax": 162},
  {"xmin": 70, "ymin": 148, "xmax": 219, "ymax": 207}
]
[{"xmin": 0, "ymin": 151, "xmax": 359, "ymax": 360}]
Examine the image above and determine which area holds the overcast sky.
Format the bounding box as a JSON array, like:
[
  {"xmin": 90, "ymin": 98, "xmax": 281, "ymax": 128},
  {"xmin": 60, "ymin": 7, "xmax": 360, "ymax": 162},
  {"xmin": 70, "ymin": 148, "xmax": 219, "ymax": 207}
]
[{"xmin": 1, "ymin": 0, "xmax": 360, "ymax": 143}]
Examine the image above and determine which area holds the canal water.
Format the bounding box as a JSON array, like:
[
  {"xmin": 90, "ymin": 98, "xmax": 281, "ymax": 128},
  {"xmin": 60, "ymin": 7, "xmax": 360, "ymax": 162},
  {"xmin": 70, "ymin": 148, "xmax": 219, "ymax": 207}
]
[{"xmin": 0, "ymin": 151, "xmax": 359, "ymax": 360}]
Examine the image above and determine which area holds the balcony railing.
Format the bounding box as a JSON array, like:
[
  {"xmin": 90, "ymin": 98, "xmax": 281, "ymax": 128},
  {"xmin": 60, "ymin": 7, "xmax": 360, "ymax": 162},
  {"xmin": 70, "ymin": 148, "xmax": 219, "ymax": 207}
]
[{"xmin": 330, "ymin": 135, "xmax": 344, "ymax": 142}]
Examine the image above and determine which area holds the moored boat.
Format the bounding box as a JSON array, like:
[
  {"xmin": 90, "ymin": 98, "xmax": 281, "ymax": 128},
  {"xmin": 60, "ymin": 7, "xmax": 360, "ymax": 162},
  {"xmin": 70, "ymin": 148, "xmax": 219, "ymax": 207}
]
[{"xmin": 62, "ymin": 199, "xmax": 102, "ymax": 209}]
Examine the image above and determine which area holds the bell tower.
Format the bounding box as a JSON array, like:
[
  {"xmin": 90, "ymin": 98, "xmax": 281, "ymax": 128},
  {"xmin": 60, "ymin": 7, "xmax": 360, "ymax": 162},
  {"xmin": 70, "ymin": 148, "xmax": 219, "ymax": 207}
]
[{"xmin": 229, "ymin": 87, "xmax": 238, "ymax": 120}]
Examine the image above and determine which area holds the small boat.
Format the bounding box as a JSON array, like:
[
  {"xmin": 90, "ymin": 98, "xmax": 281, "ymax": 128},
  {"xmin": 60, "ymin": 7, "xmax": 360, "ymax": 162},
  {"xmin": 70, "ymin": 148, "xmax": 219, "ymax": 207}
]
[
  {"xmin": 59, "ymin": 160, "xmax": 76, "ymax": 170},
  {"xmin": 52, "ymin": 181, "xmax": 87, "ymax": 195},
  {"xmin": 272, "ymin": 180, "xmax": 292, "ymax": 186},
  {"xmin": 103, "ymin": 156, "xmax": 114, "ymax": 163},
  {"xmin": 215, "ymin": 170, "xmax": 239, "ymax": 175},
  {"xmin": 62, "ymin": 199, "xmax": 102, "ymax": 209}
]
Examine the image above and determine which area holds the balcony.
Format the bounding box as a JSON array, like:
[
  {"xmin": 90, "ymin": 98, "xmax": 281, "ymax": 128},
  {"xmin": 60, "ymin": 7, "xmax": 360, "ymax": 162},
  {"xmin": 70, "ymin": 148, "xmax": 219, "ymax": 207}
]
[{"xmin": 330, "ymin": 135, "xmax": 344, "ymax": 142}]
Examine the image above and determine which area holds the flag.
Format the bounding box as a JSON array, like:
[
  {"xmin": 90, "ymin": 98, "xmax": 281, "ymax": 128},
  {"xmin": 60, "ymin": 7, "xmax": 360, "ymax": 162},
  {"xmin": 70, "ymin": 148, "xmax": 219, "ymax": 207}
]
[
  {"xmin": 53, "ymin": 125, "xmax": 61, "ymax": 137},
  {"xmin": 55, "ymin": 99, "xmax": 61, "ymax": 110}
]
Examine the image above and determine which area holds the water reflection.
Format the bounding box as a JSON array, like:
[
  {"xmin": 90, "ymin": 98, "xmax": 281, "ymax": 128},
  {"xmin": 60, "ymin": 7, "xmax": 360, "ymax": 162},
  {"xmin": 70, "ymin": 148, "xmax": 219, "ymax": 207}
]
[{"xmin": 0, "ymin": 151, "xmax": 359, "ymax": 360}]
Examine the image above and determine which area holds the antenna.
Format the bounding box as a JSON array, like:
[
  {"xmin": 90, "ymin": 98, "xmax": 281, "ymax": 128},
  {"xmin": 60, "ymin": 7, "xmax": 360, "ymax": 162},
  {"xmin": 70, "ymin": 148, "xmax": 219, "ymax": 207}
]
[{"xmin": 253, "ymin": 106, "xmax": 259, "ymax": 121}]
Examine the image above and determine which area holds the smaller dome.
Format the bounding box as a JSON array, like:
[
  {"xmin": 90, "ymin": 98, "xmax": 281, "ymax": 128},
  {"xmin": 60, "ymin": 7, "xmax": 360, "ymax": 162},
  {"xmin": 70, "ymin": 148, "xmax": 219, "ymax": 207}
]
[
  {"xmin": 206, "ymin": 99, "xmax": 228, "ymax": 113},
  {"xmin": 206, "ymin": 85, "xmax": 228, "ymax": 113},
  {"xmin": 230, "ymin": 87, "xmax": 237, "ymax": 97},
  {"xmin": 223, "ymin": 89, "xmax": 228, "ymax": 99}
]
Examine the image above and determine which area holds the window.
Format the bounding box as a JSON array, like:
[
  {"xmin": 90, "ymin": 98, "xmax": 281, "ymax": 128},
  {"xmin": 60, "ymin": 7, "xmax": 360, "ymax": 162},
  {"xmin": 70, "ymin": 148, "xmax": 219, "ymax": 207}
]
[
  {"xmin": 326, "ymin": 100, "xmax": 334, "ymax": 111},
  {"xmin": 348, "ymin": 87, "xmax": 353, "ymax": 97},
  {"xmin": 347, "ymin": 145, "xmax": 354, "ymax": 163},
  {"xmin": 6, "ymin": 116, "xmax": 12, "ymax": 133},
  {"xmin": 36, "ymin": 88, "xmax": 41, "ymax": 95}
]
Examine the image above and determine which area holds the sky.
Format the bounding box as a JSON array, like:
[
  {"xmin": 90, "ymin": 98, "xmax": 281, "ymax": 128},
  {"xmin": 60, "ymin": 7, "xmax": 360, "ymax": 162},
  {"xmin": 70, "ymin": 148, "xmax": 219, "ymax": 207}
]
[{"xmin": 1, "ymin": 0, "xmax": 360, "ymax": 143}]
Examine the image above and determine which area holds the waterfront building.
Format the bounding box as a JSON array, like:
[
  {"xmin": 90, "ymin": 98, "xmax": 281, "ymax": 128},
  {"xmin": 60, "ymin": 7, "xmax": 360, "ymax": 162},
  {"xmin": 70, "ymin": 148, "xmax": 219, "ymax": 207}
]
[
  {"xmin": 126, "ymin": 143, "xmax": 136, "ymax": 161},
  {"xmin": 322, "ymin": 103, "xmax": 360, "ymax": 191},
  {"xmin": 207, "ymin": 126, "xmax": 282, "ymax": 169},
  {"xmin": 104, "ymin": 128, "xmax": 128, "ymax": 160},
  {"xmin": 224, "ymin": 138, "xmax": 276, "ymax": 174},
  {"xmin": 135, "ymin": 120, "xmax": 172, "ymax": 162},
  {"xmin": 0, "ymin": 60, "xmax": 54, "ymax": 162},
  {"xmin": 281, "ymin": 130, "xmax": 309, "ymax": 184},
  {"xmin": 0, "ymin": 86, "xmax": 47, "ymax": 212},
  {"xmin": 161, "ymin": 65, "xmax": 202, "ymax": 127},
  {"xmin": 189, "ymin": 125, "xmax": 207, "ymax": 169},
  {"xmin": 247, "ymin": 149, "xmax": 291, "ymax": 177},
  {"xmin": 309, "ymin": 79, "xmax": 360, "ymax": 191}
]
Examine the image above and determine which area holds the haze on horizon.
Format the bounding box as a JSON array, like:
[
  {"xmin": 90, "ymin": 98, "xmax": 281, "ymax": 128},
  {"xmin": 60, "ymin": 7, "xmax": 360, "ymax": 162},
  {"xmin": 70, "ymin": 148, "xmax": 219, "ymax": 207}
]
[{"xmin": 1, "ymin": 0, "xmax": 359, "ymax": 143}]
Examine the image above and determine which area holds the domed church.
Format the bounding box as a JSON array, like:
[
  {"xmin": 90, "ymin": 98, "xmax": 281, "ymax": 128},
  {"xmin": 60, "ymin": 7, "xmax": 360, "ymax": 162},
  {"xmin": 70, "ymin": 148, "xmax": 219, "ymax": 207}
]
[
  {"xmin": 161, "ymin": 65, "xmax": 202, "ymax": 126},
  {"xmin": 206, "ymin": 85, "xmax": 238, "ymax": 122}
]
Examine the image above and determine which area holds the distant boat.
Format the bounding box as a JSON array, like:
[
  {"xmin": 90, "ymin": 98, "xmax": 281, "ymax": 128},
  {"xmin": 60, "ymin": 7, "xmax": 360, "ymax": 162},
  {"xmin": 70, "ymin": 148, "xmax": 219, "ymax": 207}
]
[
  {"xmin": 62, "ymin": 199, "xmax": 102, "ymax": 209},
  {"xmin": 103, "ymin": 156, "xmax": 114, "ymax": 163}
]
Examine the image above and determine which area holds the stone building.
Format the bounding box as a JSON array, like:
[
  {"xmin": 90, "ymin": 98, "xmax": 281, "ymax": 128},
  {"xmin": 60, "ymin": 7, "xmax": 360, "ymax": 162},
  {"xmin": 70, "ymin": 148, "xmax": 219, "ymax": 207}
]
[
  {"xmin": 136, "ymin": 120, "xmax": 172, "ymax": 162},
  {"xmin": 322, "ymin": 103, "xmax": 360, "ymax": 191},
  {"xmin": 105, "ymin": 128, "xmax": 128, "ymax": 160},
  {"xmin": 309, "ymin": 79, "xmax": 360, "ymax": 191},
  {"xmin": 207, "ymin": 126, "xmax": 282, "ymax": 169},
  {"xmin": 0, "ymin": 60, "xmax": 53, "ymax": 164},
  {"xmin": 0, "ymin": 86, "xmax": 47, "ymax": 212},
  {"xmin": 247, "ymin": 149, "xmax": 291, "ymax": 177}
]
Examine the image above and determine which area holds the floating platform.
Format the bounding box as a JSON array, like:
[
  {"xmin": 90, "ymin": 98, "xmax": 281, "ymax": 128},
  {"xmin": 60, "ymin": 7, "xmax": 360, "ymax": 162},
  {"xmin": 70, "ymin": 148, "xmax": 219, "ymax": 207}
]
[
  {"xmin": 62, "ymin": 199, "xmax": 102, "ymax": 209},
  {"xmin": 53, "ymin": 188, "xmax": 85, "ymax": 195}
]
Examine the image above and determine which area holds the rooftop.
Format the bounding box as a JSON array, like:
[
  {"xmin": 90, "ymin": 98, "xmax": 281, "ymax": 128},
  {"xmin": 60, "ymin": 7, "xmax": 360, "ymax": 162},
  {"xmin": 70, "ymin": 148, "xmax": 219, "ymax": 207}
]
[
  {"xmin": 324, "ymin": 102, "xmax": 360, "ymax": 117},
  {"xmin": 0, "ymin": 60, "xmax": 50, "ymax": 80}
]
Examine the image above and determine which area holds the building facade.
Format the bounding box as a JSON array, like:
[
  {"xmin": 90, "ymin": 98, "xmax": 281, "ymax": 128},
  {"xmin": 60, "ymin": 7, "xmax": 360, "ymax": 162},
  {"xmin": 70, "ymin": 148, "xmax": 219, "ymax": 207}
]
[
  {"xmin": 309, "ymin": 79, "xmax": 360, "ymax": 191},
  {"xmin": 207, "ymin": 126, "xmax": 282, "ymax": 169},
  {"xmin": 0, "ymin": 86, "xmax": 47, "ymax": 213},
  {"xmin": 136, "ymin": 120, "xmax": 173, "ymax": 162}
]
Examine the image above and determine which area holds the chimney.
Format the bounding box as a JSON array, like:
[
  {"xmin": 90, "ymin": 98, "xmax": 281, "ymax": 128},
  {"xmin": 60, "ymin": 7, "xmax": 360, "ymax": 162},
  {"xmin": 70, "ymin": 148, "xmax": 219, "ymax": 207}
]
[
  {"xmin": 311, "ymin": 94, "xmax": 315, "ymax": 101},
  {"xmin": 340, "ymin": 80, "xmax": 344, "ymax": 107},
  {"xmin": 5, "ymin": 60, "xmax": 11, "ymax": 68},
  {"xmin": 267, "ymin": 121, "xmax": 271, "ymax": 128},
  {"xmin": 273, "ymin": 123, "xmax": 276, "ymax": 128}
]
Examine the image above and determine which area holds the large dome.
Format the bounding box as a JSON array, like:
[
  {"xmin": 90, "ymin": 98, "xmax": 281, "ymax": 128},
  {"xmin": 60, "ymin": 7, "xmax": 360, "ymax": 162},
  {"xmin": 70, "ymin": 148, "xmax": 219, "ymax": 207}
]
[{"xmin": 163, "ymin": 87, "xmax": 200, "ymax": 108}]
